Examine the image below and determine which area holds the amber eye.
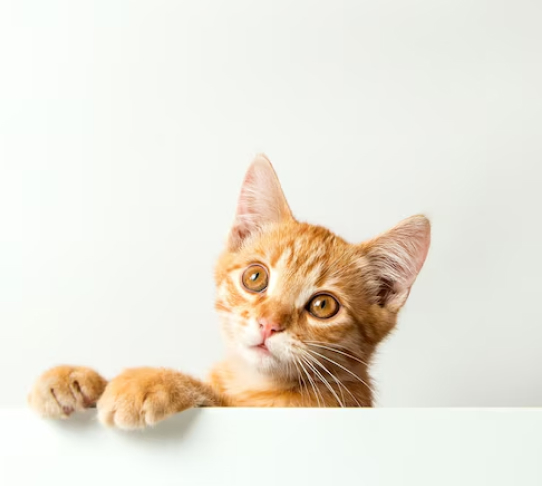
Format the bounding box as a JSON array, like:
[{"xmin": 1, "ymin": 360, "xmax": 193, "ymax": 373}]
[
  {"xmin": 307, "ymin": 293, "xmax": 340, "ymax": 319},
  {"xmin": 241, "ymin": 264, "xmax": 269, "ymax": 293}
]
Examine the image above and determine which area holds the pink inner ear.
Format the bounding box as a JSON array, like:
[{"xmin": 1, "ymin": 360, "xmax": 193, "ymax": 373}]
[
  {"xmin": 243, "ymin": 169, "xmax": 255, "ymax": 186},
  {"xmin": 237, "ymin": 171, "xmax": 257, "ymax": 217},
  {"xmin": 236, "ymin": 194, "xmax": 249, "ymax": 219},
  {"xmin": 364, "ymin": 215, "xmax": 431, "ymax": 308},
  {"xmin": 228, "ymin": 156, "xmax": 292, "ymax": 250}
]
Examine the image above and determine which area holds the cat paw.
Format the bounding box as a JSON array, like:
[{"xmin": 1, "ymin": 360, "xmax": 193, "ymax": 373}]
[
  {"xmin": 97, "ymin": 368, "xmax": 199, "ymax": 430},
  {"xmin": 28, "ymin": 365, "xmax": 108, "ymax": 419}
]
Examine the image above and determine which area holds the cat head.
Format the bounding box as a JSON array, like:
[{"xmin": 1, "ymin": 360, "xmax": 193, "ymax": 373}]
[{"xmin": 214, "ymin": 155, "xmax": 430, "ymax": 385}]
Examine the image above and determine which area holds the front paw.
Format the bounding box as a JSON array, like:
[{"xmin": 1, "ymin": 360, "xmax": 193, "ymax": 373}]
[
  {"xmin": 28, "ymin": 366, "xmax": 107, "ymax": 419},
  {"xmin": 97, "ymin": 368, "xmax": 200, "ymax": 430}
]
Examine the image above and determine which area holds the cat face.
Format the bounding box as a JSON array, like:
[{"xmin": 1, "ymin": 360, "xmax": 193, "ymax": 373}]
[{"xmin": 215, "ymin": 155, "xmax": 430, "ymax": 382}]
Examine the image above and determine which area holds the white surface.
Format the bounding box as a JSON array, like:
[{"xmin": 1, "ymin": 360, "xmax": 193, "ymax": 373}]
[
  {"xmin": 1, "ymin": 0, "xmax": 542, "ymax": 407},
  {"xmin": 1, "ymin": 408, "xmax": 541, "ymax": 485}
]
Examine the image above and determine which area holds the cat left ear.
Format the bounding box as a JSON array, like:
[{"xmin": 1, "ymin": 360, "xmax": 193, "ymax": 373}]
[
  {"xmin": 361, "ymin": 215, "xmax": 431, "ymax": 311},
  {"xmin": 228, "ymin": 155, "xmax": 293, "ymax": 250}
]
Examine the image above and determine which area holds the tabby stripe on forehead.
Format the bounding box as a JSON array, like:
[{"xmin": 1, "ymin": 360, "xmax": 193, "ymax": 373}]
[
  {"xmin": 268, "ymin": 236, "xmax": 290, "ymax": 266},
  {"xmin": 269, "ymin": 245, "xmax": 292, "ymax": 268},
  {"xmin": 300, "ymin": 253, "xmax": 326, "ymax": 276}
]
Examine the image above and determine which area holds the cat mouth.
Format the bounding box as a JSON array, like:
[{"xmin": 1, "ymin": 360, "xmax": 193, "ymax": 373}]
[{"xmin": 252, "ymin": 343, "xmax": 271, "ymax": 355}]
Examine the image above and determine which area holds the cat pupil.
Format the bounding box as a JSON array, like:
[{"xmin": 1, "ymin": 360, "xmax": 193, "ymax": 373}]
[{"xmin": 251, "ymin": 272, "xmax": 259, "ymax": 281}]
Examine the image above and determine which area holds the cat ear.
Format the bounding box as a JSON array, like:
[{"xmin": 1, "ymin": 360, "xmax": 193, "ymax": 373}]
[
  {"xmin": 228, "ymin": 154, "xmax": 293, "ymax": 250},
  {"xmin": 361, "ymin": 215, "xmax": 431, "ymax": 311}
]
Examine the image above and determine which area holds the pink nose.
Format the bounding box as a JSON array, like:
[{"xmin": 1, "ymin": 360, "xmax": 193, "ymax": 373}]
[{"xmin": 259, "ymin": 318, "xmax": 284, "ymax": 340}]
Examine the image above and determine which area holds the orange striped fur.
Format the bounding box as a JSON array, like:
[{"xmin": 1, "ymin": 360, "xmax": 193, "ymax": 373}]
[{"xmin": 29, "ymin": 155, "xmax": 430, "ymax": 429}]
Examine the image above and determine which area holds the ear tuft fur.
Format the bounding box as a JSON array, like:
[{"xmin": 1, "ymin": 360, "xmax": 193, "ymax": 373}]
[
  {"xmin": 228, "ymin": 155, "xmax": 292, "ymax": 250},
  {"xmin": 362, "ymin": 215, "xmax": 430, "ymax": 311}
]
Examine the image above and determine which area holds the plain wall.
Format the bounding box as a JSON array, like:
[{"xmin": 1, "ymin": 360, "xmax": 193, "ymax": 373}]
[{"xmin": 1, "ymin": 0, "xmax": 541, "ymax": 407}]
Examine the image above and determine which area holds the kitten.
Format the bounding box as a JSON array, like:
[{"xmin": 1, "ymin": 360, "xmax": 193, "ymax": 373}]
[{"xmin": 29, "ymin": 155, "xmax": 430, "ymax": 428}]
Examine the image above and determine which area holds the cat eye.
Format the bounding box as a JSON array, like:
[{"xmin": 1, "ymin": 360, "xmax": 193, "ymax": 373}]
[
  {"xmin": 241, "ymin": 264, "xmax": 269, "ymax": 293},
  {"xmin": 307, "ymin": 293, "xmax": 340, "ymax": 319}
]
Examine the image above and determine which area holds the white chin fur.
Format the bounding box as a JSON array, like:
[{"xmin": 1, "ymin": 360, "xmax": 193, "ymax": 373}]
[
  {"xmin": 221, "ymin": 314, "xmax": 297, "ymax": 375},
  {"xmin": 240, "ymin": 340, "xmax": 297, "ymax": 377}
]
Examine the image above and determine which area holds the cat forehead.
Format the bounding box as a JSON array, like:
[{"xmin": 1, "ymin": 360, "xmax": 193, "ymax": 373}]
[
  {"xmin": 253, "ymin": 223, "xmax": 342, "ymax": 265},
  {"xmin": 240, "ymin": 223, "xmax": 361, "ymax": 289}
]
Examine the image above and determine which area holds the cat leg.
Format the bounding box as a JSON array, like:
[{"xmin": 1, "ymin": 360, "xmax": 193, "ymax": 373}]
[{"xmin": 97, "ymin": 367, "xmax": 225, "ymax": 430}]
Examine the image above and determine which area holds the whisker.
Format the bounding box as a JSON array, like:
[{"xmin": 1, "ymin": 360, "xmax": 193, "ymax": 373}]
[
  {"xmin": 292, "ymin": 358, "xmax": 306, "ymax": 406},
  {"xmin": 297, "ymin": 357, "xmax": 322, "ymax": 408},
  {"xmin": 306, "ymin": 342, "xmax": 370, "ymax": 367},
  {"xmin": 286, "ymin": 359, "xmax": 293, "ymax": 382},
  {"xmin": 331, "ymin": 375, "xmax": 362, "ymax": 407},
  {"xmin": 301, "ymin": 357, "xmax": 326, "ymax": 408},
  {"xmin": 300, "ymin": 351, "xmax": 344, "ymax": 408},
  {"xmin": 305, "ymin": 340, "xmax": 359, "ymax": 351},
  {"xmin": 307, "ymin": 349, "xmax": 375, "ymax": 396},
  {"xmin": 303, "ymin": 351, "xmax": 362, "ymax": 407},
  {"xmin": 304, "ymin": 354, "xmax": 346, "ymax": 408}
]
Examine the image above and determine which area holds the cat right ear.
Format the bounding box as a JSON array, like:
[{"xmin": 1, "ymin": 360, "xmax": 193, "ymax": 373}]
[
  {"xmin": 361, "ymin": 215, "xmax": 431, "ymax": 312},
  {"xmin": 228, "ymin": 155, "xmax": 293, "ymax": 250}
]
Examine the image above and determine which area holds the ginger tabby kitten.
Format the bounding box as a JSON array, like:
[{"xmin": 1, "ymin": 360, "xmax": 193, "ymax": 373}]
[{"xmin": 29, "ymin": 155, "xmax": 430, "ymax": 429}]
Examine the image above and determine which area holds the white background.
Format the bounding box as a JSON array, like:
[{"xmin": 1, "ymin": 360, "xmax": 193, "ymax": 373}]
[{"xmin": 1, "ymin": 0, "xmax": 541, "ymax": 408}]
